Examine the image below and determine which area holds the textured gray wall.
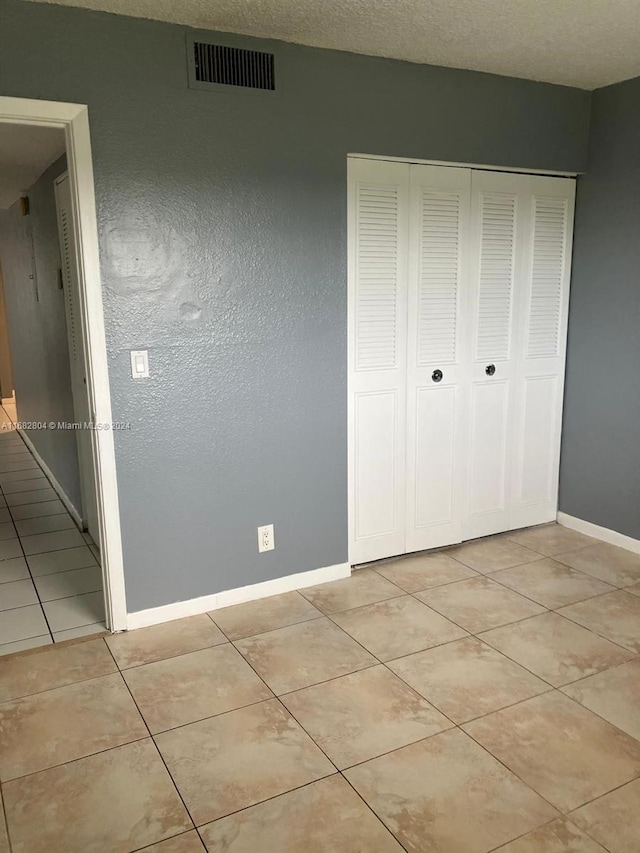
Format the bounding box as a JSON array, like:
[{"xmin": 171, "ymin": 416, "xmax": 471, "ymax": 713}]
[
  {"xmin": 0, "ymin": 154, "xmax": 83, "ymax": 512},
  {"xmin": 560, "ymin": 77, "xmax": 640, "ymax": 539},
  {"xmin": 0, "ymin": 0, "xmax": 591, "ymax": 610}
]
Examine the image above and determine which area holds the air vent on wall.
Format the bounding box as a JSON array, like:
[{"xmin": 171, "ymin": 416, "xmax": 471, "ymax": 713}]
[{"xmin": 190, "ymin": 40, "xmax": 276, "ymax": 92}]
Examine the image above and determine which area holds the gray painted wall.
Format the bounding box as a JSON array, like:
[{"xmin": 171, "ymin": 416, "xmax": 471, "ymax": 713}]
[
  {"xmin": 0, "ymin": 0, "xmax": 591, "ymax": 611},
  {"xmin": 0, "ymin": 154, "xmax": 83, "ymax": 512},
  {"xmin": 559, "ymin": 76, "xmax": 640, "ymax": 539}
]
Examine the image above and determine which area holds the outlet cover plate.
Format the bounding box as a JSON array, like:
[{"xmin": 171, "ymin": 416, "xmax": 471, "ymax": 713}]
[{"xmin": 257, "ymin": 524, "xmax": 274, "ymax": 553}]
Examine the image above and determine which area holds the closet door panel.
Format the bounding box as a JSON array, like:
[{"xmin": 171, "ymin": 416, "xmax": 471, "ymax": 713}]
[
  {"xmin": 354, "ymin": 390, "xmax": 400, "ymax": 539},
  {"xmin": 348, "ymin": 158, "xmax": 409, "ymax": 564},
  {"xmin": 414, "ymin": 384, "xmax": 457, "ymax": 528},
  {"xmin": 511, "ymin": 178, "xmax": 575, "ymax": 528},
  {"xmin": 468, "ymin": 379, "xmax": 510, "ymax": 518},
  {"xmin": 516, "ymin": 374, "xmax": 558, "ymax": 507},
  {"xmin": 465, "ymin": 171, "xmax": 522, "ymax": 539},
  {"xmin": 406, "ymin": 164, "xmax": 471, "ymax": 552}
]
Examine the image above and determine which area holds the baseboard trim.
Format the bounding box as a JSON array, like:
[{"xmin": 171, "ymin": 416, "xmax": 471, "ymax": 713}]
[
  {"xmin": 17, "ymin": 429, "xmax": 83, "ymax": 529},
  {"xmin": 126, "ymin": 561, "xmax": 351, "ymax": 630},
  {"xmin": 557, "ymin": 512, "xmax": 640, "ymax": 555}
]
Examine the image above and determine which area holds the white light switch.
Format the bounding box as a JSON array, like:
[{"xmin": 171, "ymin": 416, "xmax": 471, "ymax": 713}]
[{"xmin": 130, "ymin": 350, "xmax": 149, "ymax": 379}]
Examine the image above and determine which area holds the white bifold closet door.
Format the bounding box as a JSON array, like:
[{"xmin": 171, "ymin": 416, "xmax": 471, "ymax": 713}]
[
  {"xmin": 348, "ymin": 157, "xmax": 575, "ymax": 566},
  {"xmin": 348, "ymin": 159, "xmax": 409, "ymax": 564},
  {"xmin": 508, "ymin": 174, "xmax": 575, "ymax": 530},
  {"xmin": 405, "ymin": 164, "xmax": 471, "ymax": 553},
  {"xmin": 465, "ymin": 171, "xmax": 575, "ymax": 539}
]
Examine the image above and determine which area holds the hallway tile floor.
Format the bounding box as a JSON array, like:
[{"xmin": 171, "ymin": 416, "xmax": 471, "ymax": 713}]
[
  {"xmin": 0, "ymin": 417, "xmax": 105, "ymax": 655},
  {"xmin": 1, "ymin": 523, "xmax": 640, "ymax": 851}
]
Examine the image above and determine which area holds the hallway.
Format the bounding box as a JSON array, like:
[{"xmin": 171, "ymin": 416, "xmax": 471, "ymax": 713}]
[{"xmin": 0, "ymin": 407, "xmax": 105, "ymax": 654}]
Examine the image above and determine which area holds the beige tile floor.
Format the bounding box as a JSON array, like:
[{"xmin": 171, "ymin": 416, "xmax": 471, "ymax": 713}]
[{"xmin": 1, "ymin": 523, "xmax": 640, "ymax": 852}]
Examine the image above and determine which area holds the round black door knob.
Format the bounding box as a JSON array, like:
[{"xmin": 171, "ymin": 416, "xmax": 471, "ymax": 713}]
[
  {"xmin": 432, "ymin": 369, "xmax": 443, "ymax": 383},
  {"xmin": 485, "ymin": 364, "xmax": 496, "ymax": 376}
]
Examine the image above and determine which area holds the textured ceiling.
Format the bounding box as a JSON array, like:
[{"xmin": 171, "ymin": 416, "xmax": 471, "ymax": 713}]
[
  {"xmin": 0, "ymin": 125, "xmax": 66, "ymax": 209},
  {"xmin": 24, "ymin": 0, "xmax": 640, "ymax": 89}
]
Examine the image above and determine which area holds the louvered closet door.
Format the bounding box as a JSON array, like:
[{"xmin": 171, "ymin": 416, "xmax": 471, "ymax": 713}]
[
  {"xmin": 510, "ymin": 175, "xmax": 575, "ymax": 528},
  {"xmin": 465, "ymin": 171, "xmax": 526, "ymax": 540},
  {"xmin": 405, "ymin": 164, "xmax": 471, "ymax": 552},
  {"xmin": 348, "ymin": 158, "xmax": 410, "ymax": 564},
  {"xmin": 55, "ymin": 173, "xmax": 100, "ymax": 540}
]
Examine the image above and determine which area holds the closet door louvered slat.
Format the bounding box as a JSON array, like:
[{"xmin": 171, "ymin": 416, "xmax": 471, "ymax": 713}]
[
  {"xmin": 348, "ymin": 159, "xmax": 409, "ymax": 564},
  {"xmin": 475, "ymin": 193, "xmax": 516, "ymax": 362},
  {"xmin": 526, "ymin": 197, "xmax": 567, "ymax": 358},
  {"xmin": 405, "ymin": 164, "xmax": 471, "ymax": 552}
]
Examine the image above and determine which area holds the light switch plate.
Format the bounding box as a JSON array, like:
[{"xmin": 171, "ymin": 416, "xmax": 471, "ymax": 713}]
[{"xmin": 130, "ymin": 350, "xmax": 149, "ymax": 379}]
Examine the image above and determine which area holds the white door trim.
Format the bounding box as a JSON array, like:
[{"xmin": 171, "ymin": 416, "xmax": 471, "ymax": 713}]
[
  {"xmin": 557, "ymin": 512, "xmax": 640, "ymax": 555},
  {"xmin": 0, "ymin": 96, "xmax": 127, "ymax": 631}
]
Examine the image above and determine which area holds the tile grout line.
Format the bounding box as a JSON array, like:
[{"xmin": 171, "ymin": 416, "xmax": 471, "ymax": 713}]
[
  {"xmin": 257, "ymin": 593, "xmax": 587, "ymax": 845},
  {"xmin": 482, "ymin": 816, "xmax": 566, "ymax": 853},
  {"xmin": 359, "ymin": 560, "xmax": 639, "ymax": 691},
  {"xmin": 120, "ymin": 592, "xmax": 639, "ymax": 746},
  {"xmin": 210, "ymin": 576, "xmax": 635, "ymax": 725},
  {"xmin": 225, "ymin": 578, "xmax": 639, "ymax": 749},
  {"xmin": 0, "ymin": 776, "xmax": 11, "ymax": 853},
  {"xmin": 128, "ymin": 829, "xmax": 208, "ymax": 853},
  {"xmin": 100, "ymin": 639, "xmax": 202, "ymax": 842},
  {"xmin": 174, "ymin": 622, "xmax": 386, "ymax": 839},
  {"xmin": 159, "ymin": 630, "xmax": 405, "ymax": 847}
]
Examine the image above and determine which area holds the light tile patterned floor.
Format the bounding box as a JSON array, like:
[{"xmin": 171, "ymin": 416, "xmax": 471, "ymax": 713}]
[
  {"xmin": 0, "ymin": 411, "xmax": 105, "ymax": 655},
  {"xmin": 1, "ymin": 524, "xmax": 640, "ymax": 852}
]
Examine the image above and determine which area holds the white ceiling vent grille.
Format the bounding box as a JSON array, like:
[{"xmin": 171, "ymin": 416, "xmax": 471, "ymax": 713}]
[{"xmin": 188, "ymin": 36, "xmax": 276, "ymax": 93}]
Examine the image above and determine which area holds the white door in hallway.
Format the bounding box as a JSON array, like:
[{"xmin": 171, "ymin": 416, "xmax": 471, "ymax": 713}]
[
  {"xmin": 348, "ymin": 157, "xmax": 575, "ymax": 565},
  {"xmin": 55, "ymin": 172, "xmax": 100, "ymax": 542}
]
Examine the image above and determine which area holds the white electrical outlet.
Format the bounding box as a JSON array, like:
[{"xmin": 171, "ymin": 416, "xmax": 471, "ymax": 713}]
[{"xmin": 257, "ymin": 524, "xmax": 275, "ymax": 553}]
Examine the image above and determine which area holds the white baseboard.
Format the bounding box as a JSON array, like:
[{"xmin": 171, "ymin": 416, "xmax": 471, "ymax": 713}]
[
  {"xmin": 557, "ymin": 512, "xmax": 640, "ymax": 555},
  {"xmin": 17, "ymin": 429, "xmax": 83, "ymax": 529},
  {"xmin": 127, "ymin": 561, "xmax": 351, "ymax": 630}
]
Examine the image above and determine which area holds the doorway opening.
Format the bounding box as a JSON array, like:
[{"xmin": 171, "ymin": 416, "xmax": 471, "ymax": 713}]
[{"xmin": 0, "ymin": 96, "xmax": 126, "ymax": 653}]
